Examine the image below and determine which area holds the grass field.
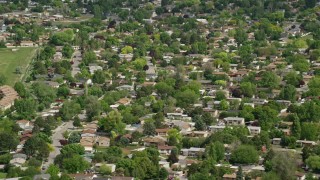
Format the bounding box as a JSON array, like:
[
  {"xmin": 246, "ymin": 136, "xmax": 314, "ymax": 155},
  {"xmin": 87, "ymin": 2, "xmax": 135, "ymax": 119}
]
[
  {"xmin": 0, "ymin": 47, "xmax": 37, "ymax": 86},
  {"xmin": 0, "ymin": 172, "xmax": 6, "ymax": 178}
]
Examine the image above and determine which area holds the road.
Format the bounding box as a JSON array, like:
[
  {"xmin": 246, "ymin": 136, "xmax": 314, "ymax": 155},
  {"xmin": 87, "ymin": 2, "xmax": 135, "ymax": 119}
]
[
  {"xmin": 71, "ymin": 50, "xmax": 82, "ymax": 77},
  {"xmin": 41, "ymin": 121, "xmax": 74, "ymax": 173}
]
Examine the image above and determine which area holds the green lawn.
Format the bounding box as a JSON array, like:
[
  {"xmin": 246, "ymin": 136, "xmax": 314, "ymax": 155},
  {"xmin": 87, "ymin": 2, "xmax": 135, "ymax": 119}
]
[
  {"xmin": 0, "ymin": 172, "xmax": 7, "ymax": 178},
  {"xmin": 0, "ymin": 47, "xmax": 37, "ymax": 86}
]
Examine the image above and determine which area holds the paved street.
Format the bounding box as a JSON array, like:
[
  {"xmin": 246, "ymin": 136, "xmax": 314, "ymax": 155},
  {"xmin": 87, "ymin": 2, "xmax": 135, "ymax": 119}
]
[
  {"xmin": 41, "ymin": 121, "xmax": 74, "ymax": 173},
  {"xmin": 71, "ymin": 50, "xmax": 82, "ymax": 77}
]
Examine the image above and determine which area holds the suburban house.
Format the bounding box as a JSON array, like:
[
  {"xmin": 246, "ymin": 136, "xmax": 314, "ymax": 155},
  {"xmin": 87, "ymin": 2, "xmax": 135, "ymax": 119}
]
[
  {"xmin": 89, "ymin": 64, "xmax": 103, "ymax": 75},
  {"xmin": 272, "ymin": 138, "xmax": 281, "ymax": 145},
  {"xmin": 169, "ymin": 120, "xmax": 192, "ymax": 132},
  {"xmin": 167, "ymin": 113, "xmax": 192, "ymax": 121},
  {"xmin": 117, "ymin": 98, "xmax": 131, "ymax": 106},
  {"xmin": 16, "ymin": 120, "xmax": 34, "ymax": 130},
  {"xmin": 20, "ymin": 40, "xmax": 35, "ymax": 47},
  {"xmin": 80, "ymin": 137, "xmax": 95, "ymax": 152},
  {"xmin": 296, "ymin": 140, "xmax": 317, "ymax": 147},
  {"xmin": 180, "ymin": 147, "xmax": 205, "ymax": 157},
  {"xmin": 143, "ymin": 136, "xmax": 166, "ymax": 147},
  {"xmin": 224, "ymin": 117, "xmax": 245, "ymax": 126},
  {"xmin": 158, "ymin": 145, "xmax": 175, "ymax": 155},
  {"xmin": 247, "ymin": 126, "xmax": 261, "ymax": 135},
  {"xmin": 116, "ymin": 84, "xmax": 134, "ymax": 91},
  {"xmin": 95, "ymin": 163, "xmax": 116, "ymax": 172},
  {"xmin": 209, "ymin": 125, "xmax": 226, "ymax": 133},
  {"xmin": 10, "ymin": 153, "xmax": 27, "ymax": 167},
  {"xmin": 223, "ymin": 173, "xmax": 236, "ymax": 180},
  {"xmin": 0, "ymin": 85, "xmax": 19, "ymax": 110},
  {"xmin": 182, "ymin": 131, "xmax": 209, "ymax": 138},
  {"xmin": 34, "ymin": 174, "xmax": 51, "ymax": 180},
  {"xmin": 96, "ymin": 136, "xmax": 110, "ymax": 147},
  {"xmin": 155, "ymin": 128, "xmax": 169, "ymax": 137},
  {"xmin": 81, "ymin": 129, "xmax": 96, "ymax": 137}
]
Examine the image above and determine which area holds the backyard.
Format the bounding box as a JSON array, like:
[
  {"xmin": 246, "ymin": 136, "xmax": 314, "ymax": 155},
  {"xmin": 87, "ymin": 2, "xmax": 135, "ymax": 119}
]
[{"xmin": 0, "ymin": 47, "xmax": 37, "ymax": 86}]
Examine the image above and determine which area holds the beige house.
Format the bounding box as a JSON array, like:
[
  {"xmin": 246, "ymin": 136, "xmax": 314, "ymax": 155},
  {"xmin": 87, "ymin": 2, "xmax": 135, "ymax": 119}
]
[
  {"xmin": 0, "ymin": 85, "xmax": 19, "ymax": 110},
  {"xmin": 247, "ymin": 126, "xmax": 261, "ymax": 135},
  {"xmin": 80, "ymin": 137, "xmax": 95, "ymax": 152},
  {"xmin": 20, "ymin": 41, "xmax": 35, "ymax": 47},
  {"xmin": 224, "ymin": 117, "xmax": 245, "ymax": 126},
  {"xmin": 96, "ymin": 136, "xmax": 110, "ymax": 147}
]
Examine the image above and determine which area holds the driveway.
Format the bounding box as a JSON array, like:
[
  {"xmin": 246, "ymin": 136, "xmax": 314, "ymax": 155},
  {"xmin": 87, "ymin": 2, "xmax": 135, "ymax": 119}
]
[
  {"xmin": 41, "ymin": 121, "xmax": 74, "ymax": 173},
  {"xmin": 71, "ymin": 50, "xmax": 82, "ymax": 77}
]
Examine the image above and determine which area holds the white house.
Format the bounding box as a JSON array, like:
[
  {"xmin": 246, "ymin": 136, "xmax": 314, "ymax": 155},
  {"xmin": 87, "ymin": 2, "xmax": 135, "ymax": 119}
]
[
  {"xmin": 180, "ymin": 147, "xmax": 205, "ymax": 157},
  {"xmin": 223, "ymin": 117, "xmax": 245, "ymax": 126},
  {"xmin": 247, "ymin": 126, "xmax": 261, "ymax": 135},
  {"xmin": 16, "ymin": 120, "xmax": 33, "ymax": 130}
]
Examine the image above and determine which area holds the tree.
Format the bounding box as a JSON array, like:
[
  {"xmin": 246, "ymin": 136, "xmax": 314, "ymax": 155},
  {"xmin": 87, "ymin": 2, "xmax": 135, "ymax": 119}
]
[
  {"xmin": 121, "ymin": 46, "xmax": 133, "ymax": 54},
  {"xmin": 14, "ymin": 82, "xmax": 28, "ymax": 98},
  {"xmin": 236, "ymin": 166, "xmax": 243, "ymax": 180},
  {"xmin": 155, "ymin": 82, "xmax": 174, "ymax": 98},
  {"xmin": 239, "ymin": 45, "xmax": 253, "ymax": 65},
  {"xmin": 85, "ymin": 96, "xmax": 101, "ymax": 120},
  {"xmin": 213, "ymin": 141, "xmax": 225, "ymax": 162},
  {"xmin": 279, "ymin": 85, "xmax": 296, "ymax": 102},
  {"xmin": 230, "ymin": 145, "xmax": 259, "ymax": 164},
  {"xmin": 99, "ymin": 110, "xmax": 125, "ymax": 136},
  {"xmin": 23, "ymin": 136, "xmax": 50, "ymax": 159},
  {"xmin": 280, "ymin": 136, "xmax": 297, "ymax": 148},
  {"xmin": 0, "ymin": 74, "xmax": 7, "ymax": 85},
  {"xmin": 271, "ymin": 152, "xmax": 296, "ymax": 180},
  {"xmin": 143, "ymin": 121, "xmax": 156, "ymax": 136},
  {"xmin": 240, "ymin": 82, "xmax": 256, "ymax": 97},
  {"xmin": 92, "ymin": 70, "xmax": 106, "ymax": 84},
  {"xmin": 14, "ymin": 98, "xmax": 37, "ymax": 119},
  {"xmin": 168, "ymin": 128, "xmax": 182, "ymax": 146},
  {"xmin": 175, "ymin": 89, "xmax": 199, "ymax": 108},
  {"xmin": 0, "ymin": 40, "xmax": 6, "ymax": 48},
  {"xmin": 46, "ymin": 164, "xmax": 60, "ymax": 177},
  {"xmin": 153, "ymin": 112, "xmax": 165, "ymax": 128},
  {"xmin": 167, "ymin": 148, "xmax": 179, "ymax": 165},
  {"xmin": 305, "ymin": 0, "xmax": 316, "ymax": 8},
  {"xmin": 202, "ymin": 112, "xmax": 215, "ymax": 126},
  {"xmin": 61, "ymin": 144, "xmax": 85, "ymax": 155},
  {"xmin": 59, "ymin": 101, "xmax": 81, "ymax": 121},
  {"xmin": 293, "ymin": 59, "xmax": 310, "ymax": 72},
  {"xmin": 215, "ymin": 90, "xmax": 226, "ymax": 100},
  {"xmin": 62, "ymin": 155, "xmax": 90, "ymax": 173},
  {"xmin": 219, "ymin": 99, "xmax": 229, "ymax": 110},
  {"xmin": 306, "ymin": 156, "xmax": 320, "ymax": 172},
  {"xmin": 159, "ymin": 167, "xmax": 168, "ymax": 179},
  {"xmin": 93, "ymin": 4, "xmax": 102, "ymax": 19},
  {"xmin": 235, "ymin": 28, "xmax": 248, "ymax": 45},
  {"xmin": 132, "ymin": 58, "xmax": 147, "ymax": 71},
  {"xmin": 68, "ymin": 132, "xmax": 81, "ymax": 144},
  {"xmin": 255, "ymin": 30, "xmax": 266, "ymax": 41},
  {"xmin": 301, "ymin": 123, "xmax": 319, "ymax": 141},
  {"xmin": 260, "ymin": 71, "xmax": 280, "ymax": 89},
  {"xmin": 290, "ymin": 114, "xmax": 301, "ymax": 139},
  {"xmin": 57, "ymin": 85, "xmax": 70, "ymax": 98},
  {"xmin": 206, "ymin": 143, "xmax": 218, "ymax": 162},
  {"xmin": 262, "ymin": 172, "xmax": 280, "ymax": 180},
  {"xmin": 62, "ymin": 44, "xmax": 74, "ymax": 58},
  {"xmin": 82, "ymin": 51, "xmax": 97, "ymax": 65},
  {"xmin": 0, "ymin": 132, "xmax": 19, "ymax": 152},
  {"xmin": 60, "ymin": 174, "xmax": 73, "ymax": 180},
  {"xmin": 73, "ymin": 116, "xmax": 82, "ymax": 127},
  {"xmin": 50, "ymin": 30, "xmax": 74, "ymax": 46},
  {"xmin": 32, "ymin": 82, "xmax": 56, "ymax": 107},
  {"xmin": 99, "ymin": 164, "xmax": 112, "ymax": 175}
]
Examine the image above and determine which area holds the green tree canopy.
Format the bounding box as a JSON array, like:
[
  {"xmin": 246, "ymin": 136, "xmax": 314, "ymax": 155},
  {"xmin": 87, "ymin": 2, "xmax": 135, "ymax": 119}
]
[{"xmin": 230, "ymin": 145, "xmax": 259, "ymax": 164}]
